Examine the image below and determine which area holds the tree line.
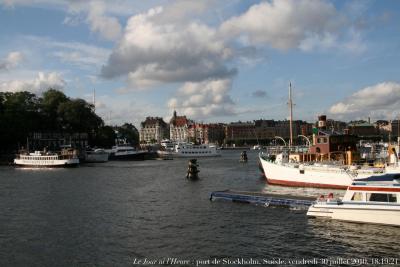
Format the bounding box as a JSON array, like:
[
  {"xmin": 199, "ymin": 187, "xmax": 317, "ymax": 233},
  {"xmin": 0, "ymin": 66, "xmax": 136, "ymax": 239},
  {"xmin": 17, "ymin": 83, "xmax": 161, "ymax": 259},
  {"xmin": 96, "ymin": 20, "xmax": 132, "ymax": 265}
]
[{"xmin": 0, "ymin": 89, "xmax": 138, "ymax": 153}]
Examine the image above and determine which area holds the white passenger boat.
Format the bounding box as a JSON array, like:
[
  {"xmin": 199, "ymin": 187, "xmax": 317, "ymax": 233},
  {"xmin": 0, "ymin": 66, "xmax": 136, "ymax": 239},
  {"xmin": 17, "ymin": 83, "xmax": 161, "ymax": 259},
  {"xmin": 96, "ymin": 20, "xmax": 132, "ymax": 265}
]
[
  {"xmin": 307, "ymin": 177, "xmax": 400, "ymax": 226},
  {"xmin": 157, "ymin": 142, "xmax": 220, "ymax": 158},
  {"xmin": 14, "ymin": 150, "xmax": 79, "ymax": 167}
]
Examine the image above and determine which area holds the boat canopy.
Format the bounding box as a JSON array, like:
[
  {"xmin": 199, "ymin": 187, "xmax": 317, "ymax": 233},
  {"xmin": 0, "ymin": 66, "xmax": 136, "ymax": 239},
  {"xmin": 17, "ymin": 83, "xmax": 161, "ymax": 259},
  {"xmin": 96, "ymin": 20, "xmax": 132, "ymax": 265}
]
[{"xmin": 355, "ymin": 173, "xmax": 400, "ymax": 182}]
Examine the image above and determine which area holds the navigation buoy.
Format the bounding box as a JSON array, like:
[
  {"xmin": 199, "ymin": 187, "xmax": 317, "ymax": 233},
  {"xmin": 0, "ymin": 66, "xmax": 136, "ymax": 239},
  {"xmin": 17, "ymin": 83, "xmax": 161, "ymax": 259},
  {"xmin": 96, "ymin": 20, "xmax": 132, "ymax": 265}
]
[{"xmin": 186, "ymin": 159, "xmax": 199, "ymax": 180}]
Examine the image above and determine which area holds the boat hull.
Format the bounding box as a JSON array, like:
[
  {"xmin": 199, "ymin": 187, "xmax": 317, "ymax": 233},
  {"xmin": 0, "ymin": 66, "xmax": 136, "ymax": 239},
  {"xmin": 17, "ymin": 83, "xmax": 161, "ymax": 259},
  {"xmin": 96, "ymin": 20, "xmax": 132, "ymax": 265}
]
[
  {"xmin": 308, "ymin": 203, "xmax": 400, "ymax": 226},
  {"xmin": 14, "ymin": 158, "xmax": 79, "ymax": 167},
  {"xmin": 259, "ymin": 155, "xmax": 356, "ymax": 189},
  {"xmin": 109, "ymin": 151, "xmax": 146, "ymax": 160}
]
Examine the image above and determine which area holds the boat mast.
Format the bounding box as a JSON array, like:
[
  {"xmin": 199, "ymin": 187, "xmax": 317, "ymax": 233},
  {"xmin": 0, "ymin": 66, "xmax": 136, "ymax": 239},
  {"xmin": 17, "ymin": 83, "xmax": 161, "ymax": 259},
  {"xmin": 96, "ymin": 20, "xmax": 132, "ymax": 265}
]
[{"xmin": 288, "ymin": 82, "xmax": 293, "ymax": 147}]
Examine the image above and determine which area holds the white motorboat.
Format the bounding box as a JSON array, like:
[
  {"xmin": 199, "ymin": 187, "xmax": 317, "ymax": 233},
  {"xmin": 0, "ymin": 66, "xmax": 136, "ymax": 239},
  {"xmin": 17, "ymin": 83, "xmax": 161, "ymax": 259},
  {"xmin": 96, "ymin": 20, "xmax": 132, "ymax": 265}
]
[
  {"xmin": 106, "ymin": 145, "xmax": 147, "ymax": 160},
  {"xmin": 307, "ymin": 177, "xmax": 400, "ymax": 226},
  {"xmin": 14, "ymin": 150, "xmax": 79, "ymax": 167}
]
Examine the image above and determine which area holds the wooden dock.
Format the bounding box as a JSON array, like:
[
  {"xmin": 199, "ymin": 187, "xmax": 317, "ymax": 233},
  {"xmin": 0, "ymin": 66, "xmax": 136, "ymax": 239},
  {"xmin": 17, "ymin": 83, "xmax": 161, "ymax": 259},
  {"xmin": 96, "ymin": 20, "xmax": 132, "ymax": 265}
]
[{"xmin": 210, "ymin": 190, "xmax": 315, "ymax": 209}]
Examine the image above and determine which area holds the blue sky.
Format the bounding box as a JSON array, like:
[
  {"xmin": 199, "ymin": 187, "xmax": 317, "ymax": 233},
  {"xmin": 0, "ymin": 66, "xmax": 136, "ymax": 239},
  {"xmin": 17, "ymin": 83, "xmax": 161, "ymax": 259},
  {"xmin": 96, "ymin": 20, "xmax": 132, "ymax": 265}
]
[{"xmin": 1, "ymin": 0, "xmax": 400, "ymax": 127}]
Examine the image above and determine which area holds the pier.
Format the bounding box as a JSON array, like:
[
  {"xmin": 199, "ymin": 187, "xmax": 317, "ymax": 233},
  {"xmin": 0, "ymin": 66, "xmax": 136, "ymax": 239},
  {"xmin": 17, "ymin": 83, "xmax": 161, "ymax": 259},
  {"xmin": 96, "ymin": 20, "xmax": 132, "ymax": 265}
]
[{"xmin": 210, "ymin": 190, "xmax": 315, "ymax": 209}]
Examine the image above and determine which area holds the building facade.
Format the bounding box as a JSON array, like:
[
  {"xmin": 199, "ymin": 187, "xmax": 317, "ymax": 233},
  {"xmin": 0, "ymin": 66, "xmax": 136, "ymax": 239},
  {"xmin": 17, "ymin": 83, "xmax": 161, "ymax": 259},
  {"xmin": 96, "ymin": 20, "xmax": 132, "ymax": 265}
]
[
  {"xmin": 224, "ymin": 122, "xmax": 256, "ymax": 144},
  {"xmin": 169, "ymin": 111, "xmax": 192, "ymax": 142},
  {"xmin": 139, "ymin": 117, "xmax": 169, "ymax": 144},
  {"xmin": 188, "ymin": 123, "xmax": 225, "ymax": 144}
]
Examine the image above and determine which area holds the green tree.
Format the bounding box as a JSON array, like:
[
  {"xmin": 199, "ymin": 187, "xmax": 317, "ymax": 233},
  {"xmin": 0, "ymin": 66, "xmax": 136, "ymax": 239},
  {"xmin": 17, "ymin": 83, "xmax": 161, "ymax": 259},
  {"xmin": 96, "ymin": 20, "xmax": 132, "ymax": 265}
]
[
  {"xmin": 93, "ymin": 126, "xmax": 116, "ymax": 148},
  {"xmin": 0, "ymin": 91, "xmax": 42, "ymax": 151},
  {"xmin": 57, "ymin": 99, "xmax": 103, "ymax": 133},
  {"xmin": 41, "ymin": 89, "xmax": 68, "ymax": 131}
]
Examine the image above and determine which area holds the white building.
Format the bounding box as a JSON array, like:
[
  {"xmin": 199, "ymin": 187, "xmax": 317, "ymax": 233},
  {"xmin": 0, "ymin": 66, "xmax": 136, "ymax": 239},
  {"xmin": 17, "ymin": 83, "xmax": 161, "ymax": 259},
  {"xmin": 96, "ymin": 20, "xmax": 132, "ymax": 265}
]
[
  {"xmin": 169, "ymin": 111, "xmax": 192, "ymax": 143},
  {"xmin": 140, "ymin": 117, "xmax": 169, "ymax": 144}
]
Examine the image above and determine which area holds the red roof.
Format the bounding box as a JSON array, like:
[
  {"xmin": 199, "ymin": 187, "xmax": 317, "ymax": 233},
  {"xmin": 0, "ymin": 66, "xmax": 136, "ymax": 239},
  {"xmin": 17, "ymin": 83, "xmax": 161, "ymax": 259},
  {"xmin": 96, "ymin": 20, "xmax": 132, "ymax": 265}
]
[{"xmin": 174, "ymin": 116, "xmax": 188, "ymax": 127}]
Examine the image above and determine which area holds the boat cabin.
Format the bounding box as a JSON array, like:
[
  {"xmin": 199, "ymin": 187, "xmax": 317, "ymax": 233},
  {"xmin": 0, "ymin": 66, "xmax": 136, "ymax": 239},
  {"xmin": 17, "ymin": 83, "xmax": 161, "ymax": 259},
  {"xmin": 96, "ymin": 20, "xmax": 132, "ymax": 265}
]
[{"xmin": 343, "ymin": 181, "xmax": 400, "ymax": 204}]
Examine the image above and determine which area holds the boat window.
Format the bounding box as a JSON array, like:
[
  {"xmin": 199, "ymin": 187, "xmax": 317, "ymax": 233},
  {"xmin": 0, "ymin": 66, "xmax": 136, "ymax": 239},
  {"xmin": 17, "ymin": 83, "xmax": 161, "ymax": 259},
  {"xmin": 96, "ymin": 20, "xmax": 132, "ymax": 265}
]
[
  {"xmin": 351, "ymin": 192, "xmax": 363, "ymax": 201},
  {"xmin": 388, "ymin": 194, "xmax": 397, "ymax": 203},
  {"xmin": 366, "ymin": 193, "xmax": 395, "ymax": 202}
]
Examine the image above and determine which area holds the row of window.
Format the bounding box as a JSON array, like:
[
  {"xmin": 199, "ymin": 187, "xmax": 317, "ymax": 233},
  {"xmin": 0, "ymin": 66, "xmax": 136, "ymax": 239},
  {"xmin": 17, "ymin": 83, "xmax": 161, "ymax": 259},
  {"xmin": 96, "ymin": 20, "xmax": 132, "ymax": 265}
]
[
  {"xmin": 21, "ymin": 156, "xmax": 58, "ymax": 160},
  {"xmin": 179, "ymin": 146, "xmax": 208, "ymax": 149},
  {"xmin": 351, "ymin": 192, "xmax": 398, "ymax": 203},
  {"xmin": 180, "ymin": 151, "xmax": 212, "ymax": 154}
]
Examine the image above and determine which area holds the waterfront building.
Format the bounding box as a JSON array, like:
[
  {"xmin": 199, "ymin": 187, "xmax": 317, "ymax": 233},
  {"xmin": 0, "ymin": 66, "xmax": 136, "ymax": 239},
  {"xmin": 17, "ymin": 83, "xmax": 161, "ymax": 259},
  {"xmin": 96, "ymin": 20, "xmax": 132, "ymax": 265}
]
[
  {"xmin": 224, "ymin": 119, "xmax": 313, "ymax": 145},
  {"xmin": 375, "ymin": 120, "xmax": 391, "ymax": 140},
  {"xmin": 188, "ymin": 123, "xmax": 225, "ymax": 144},
  {"xmin": 253, "ymin": 119, "xmax": 313, "ymax": 144},
  {"xmin": 325, "ymin": 119, "xmax": 348, "ymax": 132},
  {"xmin": 169, "ymin": 110, "xmax": 193, "ymax": 142},
  {"xmin": 347, "ymin": 121, "xmax": 379, "ymax": 139},
  {"xmin": 224, "ymin": 121, "xmax": 255, "ymax": 144},
  {"xmin": 389, "ymin": 120, "xmax": 400, "ymax": 140},
  {"xmin": 139, "ymin": 117, "xmax": 169, "ymax": 144},
  {"xmin": 254, "ymin": 120, "xmax": 276, "ymax": 140}
]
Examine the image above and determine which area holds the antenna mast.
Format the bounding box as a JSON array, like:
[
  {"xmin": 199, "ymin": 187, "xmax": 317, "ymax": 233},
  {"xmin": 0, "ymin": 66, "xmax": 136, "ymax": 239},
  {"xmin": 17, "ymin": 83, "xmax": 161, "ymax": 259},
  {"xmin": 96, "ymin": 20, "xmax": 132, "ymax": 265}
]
[
  {"xmin": 93, "ymin": 88, "xmax": 96, "ymax": 113},
  {"xmin": 288, "ymin": 82, "xmax": 293, "ymax": 147}
]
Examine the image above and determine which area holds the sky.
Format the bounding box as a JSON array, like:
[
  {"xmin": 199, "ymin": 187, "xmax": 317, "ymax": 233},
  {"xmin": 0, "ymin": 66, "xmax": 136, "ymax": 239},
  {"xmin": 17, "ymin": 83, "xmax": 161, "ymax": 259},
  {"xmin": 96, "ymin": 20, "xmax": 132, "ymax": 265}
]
[{"xmin": 0, "ymin": 0, "xmax": 400, "ymax": 127}]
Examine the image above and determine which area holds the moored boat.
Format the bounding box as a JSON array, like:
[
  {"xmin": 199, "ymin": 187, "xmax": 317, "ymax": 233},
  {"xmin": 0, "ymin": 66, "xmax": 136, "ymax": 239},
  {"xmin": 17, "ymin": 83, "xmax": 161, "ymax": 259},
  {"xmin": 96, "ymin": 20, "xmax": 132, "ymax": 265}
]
[
  {"xmin": 107, "ymin": 145, "xmax": 147, "ymax": 160},
  {"xmin": 259, "ymin": 152, "xmax": 388, "ymax": 189},
  {"xmin": 14, "ymin": 149, "xmax": 79, "ymax": 167},
  {"xmin": 258, "ymin": 83, "xmax": 398, "ymax": 189},
  {"xmin": 307, "ymin": 179, "xmax": 400, "ymax": 226},
  {"xmin": 157, "ymin": 142, "xmax": 220, "ymax": 158}
]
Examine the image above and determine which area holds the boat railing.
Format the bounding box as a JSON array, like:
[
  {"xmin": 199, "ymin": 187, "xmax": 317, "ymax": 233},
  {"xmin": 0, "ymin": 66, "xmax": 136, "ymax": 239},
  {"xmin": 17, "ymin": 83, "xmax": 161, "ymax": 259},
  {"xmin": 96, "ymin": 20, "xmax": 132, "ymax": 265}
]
[{"xmin": 264, "ymin": 145, "xmax": 309, "ymax": 155}]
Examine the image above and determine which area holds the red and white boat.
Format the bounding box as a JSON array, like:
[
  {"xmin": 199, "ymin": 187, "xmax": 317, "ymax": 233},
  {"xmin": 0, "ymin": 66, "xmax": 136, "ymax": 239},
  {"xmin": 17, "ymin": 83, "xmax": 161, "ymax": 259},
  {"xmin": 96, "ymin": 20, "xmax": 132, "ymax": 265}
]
[
  {"xmin": 259, "ymin": 83, "xmax": 400, "ymax": 189},
  {"xmin": 307, "ymin": 178, "xmax": 400, "ymax": 226},
  {"xmin": 259, "ymin": 152, "xmax": 388, "ymax": 189}
]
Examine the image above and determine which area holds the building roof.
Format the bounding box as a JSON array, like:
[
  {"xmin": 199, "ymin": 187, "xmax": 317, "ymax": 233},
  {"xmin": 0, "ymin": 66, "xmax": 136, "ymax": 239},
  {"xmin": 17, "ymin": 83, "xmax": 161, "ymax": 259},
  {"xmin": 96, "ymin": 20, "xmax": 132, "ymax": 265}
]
[
  {"xmin": 348, "ymin": 122, "xmax": 375, "ymax": 127},
  {"xmin": 141, "ymin": 117, "xmax": 167, "ymax": 127}
]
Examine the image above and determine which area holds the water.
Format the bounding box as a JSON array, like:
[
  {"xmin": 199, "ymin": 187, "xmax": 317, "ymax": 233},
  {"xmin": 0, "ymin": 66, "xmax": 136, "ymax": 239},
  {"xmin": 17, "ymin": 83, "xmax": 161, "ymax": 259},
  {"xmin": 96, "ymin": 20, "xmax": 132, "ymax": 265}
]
[{"xmin": 0, "ymin": 150, "xmax": 399, "ymax": 266}]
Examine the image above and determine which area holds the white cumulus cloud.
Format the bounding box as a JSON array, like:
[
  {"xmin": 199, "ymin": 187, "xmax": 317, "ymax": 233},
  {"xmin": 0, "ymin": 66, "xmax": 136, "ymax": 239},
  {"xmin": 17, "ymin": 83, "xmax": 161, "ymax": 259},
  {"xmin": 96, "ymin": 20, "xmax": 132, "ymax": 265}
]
[
  {"xmin": 0, "ymin": 51, "xmax": 24, "ymax": 71},
  {"xmin": 220, "ymin": 0, "xmax": 342, "ymax": 50},
  {"xmin": 329, "ymin": 82, "xmax": 400, "ymax": 119},
  {"xmin": 101, "ymin": 6, "xmax": 236, "ymax": 88},
  {"xmin": 86, "ymin": 1, "xmax": 122, "ymax": 41},
  {"xmin": 0, "ymin": 72, "xmax": 66, "ymax": 93},
  {"xmin": 167, "ymin": 78, "xmax": 235, "ymax": 120}
]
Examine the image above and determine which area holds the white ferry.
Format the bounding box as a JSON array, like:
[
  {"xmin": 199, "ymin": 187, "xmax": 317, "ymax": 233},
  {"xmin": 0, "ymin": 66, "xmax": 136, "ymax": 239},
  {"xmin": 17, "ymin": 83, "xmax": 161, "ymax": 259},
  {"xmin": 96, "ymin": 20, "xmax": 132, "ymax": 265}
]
[
  {"xmin": 14, "ymin": 150, "xmax": 79, "ymax": 167},
  {"xmin": 307, "ymin": 177, "xmax": 400, "ymax": 226},
  {"xmin": 158, "ymin": 142, "xmax": 220, "ymax": 158}
]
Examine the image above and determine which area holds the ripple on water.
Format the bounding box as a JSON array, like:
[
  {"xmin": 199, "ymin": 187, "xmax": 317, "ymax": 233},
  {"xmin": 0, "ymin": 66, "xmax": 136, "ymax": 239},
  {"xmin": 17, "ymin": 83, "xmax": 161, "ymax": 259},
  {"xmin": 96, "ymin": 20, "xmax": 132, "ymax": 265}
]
[{"xmin": 0, "ymin": 151, "xmax": 398, "ymax": 266}]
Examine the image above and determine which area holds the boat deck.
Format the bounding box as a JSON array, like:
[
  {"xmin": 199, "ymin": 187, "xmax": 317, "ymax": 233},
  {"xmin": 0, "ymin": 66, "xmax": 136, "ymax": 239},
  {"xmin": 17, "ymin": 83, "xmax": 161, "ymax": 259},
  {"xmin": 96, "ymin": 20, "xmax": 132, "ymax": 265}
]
[{"xmin": 210, "ymin": 190, "xmax": 315, "ymax": 209}]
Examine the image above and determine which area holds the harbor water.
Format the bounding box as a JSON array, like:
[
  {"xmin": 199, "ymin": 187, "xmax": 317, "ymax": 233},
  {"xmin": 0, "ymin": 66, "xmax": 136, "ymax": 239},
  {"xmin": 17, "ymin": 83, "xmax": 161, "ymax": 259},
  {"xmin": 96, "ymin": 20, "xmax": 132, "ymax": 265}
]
[{"xmin": 0, "ymin": 150, "xmax": 399, "ymax": 266}]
